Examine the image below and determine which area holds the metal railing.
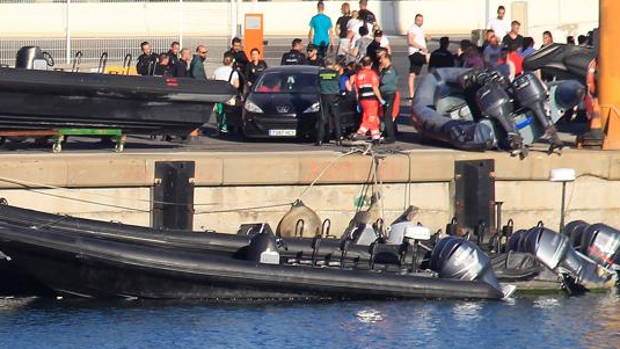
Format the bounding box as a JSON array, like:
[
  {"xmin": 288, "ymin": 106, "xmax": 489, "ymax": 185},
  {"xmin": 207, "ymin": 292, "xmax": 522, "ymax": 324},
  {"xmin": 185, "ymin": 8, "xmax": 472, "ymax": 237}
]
[{"xmin": 0, "ymin": 36, "xmax": 232, "ymax": 66}]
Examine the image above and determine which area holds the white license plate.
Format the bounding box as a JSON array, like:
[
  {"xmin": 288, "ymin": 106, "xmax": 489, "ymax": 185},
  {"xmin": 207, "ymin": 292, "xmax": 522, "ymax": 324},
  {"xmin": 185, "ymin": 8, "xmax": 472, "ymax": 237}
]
[{"xmin": 269, "ymin": 129, "xmax": 296, "ymax": 137}]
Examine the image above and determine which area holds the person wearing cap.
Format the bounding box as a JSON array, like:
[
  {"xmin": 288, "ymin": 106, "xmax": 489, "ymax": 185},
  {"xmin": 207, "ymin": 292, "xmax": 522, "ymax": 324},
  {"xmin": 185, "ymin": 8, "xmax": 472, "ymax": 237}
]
[
  {"xmin": 366, "ymin": 29, "xmax": 390, "ymax": 69},
  {"xmin": 306, "ymin": 44, "xmax": 325, "ymax": 66},
  {"xmin": 308, "ymin": 1, "xmax": 334, "ymax": 59},
  {"xmin": 316, "ymin": 57, "xmax": 343, "ymax": 146}
]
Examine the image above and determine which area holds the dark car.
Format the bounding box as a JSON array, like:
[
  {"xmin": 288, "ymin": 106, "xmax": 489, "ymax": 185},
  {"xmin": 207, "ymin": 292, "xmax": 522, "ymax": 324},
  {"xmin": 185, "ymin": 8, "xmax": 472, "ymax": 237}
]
[{"xmin": 242, "ymin": 65, "xmax": 359, "ymax": 139}]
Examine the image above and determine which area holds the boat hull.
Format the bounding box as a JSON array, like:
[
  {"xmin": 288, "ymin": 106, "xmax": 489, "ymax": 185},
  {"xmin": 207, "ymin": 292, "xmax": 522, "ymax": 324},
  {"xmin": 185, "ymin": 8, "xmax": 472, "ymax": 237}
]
[
  {"xmin": 0, "ymin": 67, "xmax": 236, "ymax": 135},
  {"xmin": 0, "ymin": 222, "xmax": 503, "ymax": 300}
]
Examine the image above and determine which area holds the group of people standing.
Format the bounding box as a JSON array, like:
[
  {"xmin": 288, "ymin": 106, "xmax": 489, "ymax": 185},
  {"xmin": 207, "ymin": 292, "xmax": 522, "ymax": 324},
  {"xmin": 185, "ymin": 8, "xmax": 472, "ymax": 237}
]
[
  {"xmin": 135, "ymin": 37, "xmax": 268, "ymax": 134},
  {"xmin": 306, "ymin": 0, "xmax": 399, "ymax": 146}
]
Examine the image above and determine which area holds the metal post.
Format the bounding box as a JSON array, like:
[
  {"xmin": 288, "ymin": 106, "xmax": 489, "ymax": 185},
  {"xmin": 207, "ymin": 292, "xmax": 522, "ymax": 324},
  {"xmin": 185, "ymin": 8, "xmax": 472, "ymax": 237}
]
[
  {"xmin": 559, "ymin": 182, "xmax": 567, "ymax": 233},
  {"xmin": 599, "ymin": 0, "xmax": 620, "ymax": 149},
  {"xmin": 65, "ymin": 0, "xmax": 71, "ymax": 65},
  {"xmin": 230, "ymin": 0, "xmax": 237, "ymax": 40},
  {"xmin": 179, "ymin": 0, "xmax": 184, "ymax": 48},
  {"xmin": 484, "ymin": 0, "xmax": 490, "ymax": 29}
]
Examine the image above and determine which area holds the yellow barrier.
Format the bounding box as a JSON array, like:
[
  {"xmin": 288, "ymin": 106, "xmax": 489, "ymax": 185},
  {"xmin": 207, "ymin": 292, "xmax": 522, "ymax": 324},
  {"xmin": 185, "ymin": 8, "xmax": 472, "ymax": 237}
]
[{"xmin": 104, "ymin": 66, "xmax": 137, "ymax": 75}]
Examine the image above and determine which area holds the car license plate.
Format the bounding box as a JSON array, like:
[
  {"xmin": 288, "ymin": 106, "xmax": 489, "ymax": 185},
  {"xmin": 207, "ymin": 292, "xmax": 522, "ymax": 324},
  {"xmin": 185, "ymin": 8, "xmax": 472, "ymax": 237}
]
[{"xmin": 269, "ymin": 129, "xmax": 296, "ymax": 137}]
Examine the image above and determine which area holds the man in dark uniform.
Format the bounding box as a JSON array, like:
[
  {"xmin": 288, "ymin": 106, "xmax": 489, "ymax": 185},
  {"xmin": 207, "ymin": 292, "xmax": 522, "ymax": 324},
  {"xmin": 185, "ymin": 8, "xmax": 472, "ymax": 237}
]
[
  {"xmin": 281, "ymin": 38, "xmax": 307, "ymax": 65},
  {"xmin": 226, "ymin": 37, "xmax": 250, "ymax": 74},
  {"xmin": 316, "ymin": 57, "xmax": 342, "ymax": 146},
  {"xmin": 225, "ymin": 37, "xmax": 249, "ymax": 94},
  {"xmin": 379, "ymin": 54, "xmax": 398, "ymax": 144},
  {"xmin": 136, "ymin": 41, "xmax": 157, "ymax": 76},
  {"xmin": 174, "ymin": 48, "xmax": 191, "ymax": 78},
  {"xmin": 154, "ymin": 53, "xmax": 173, "ymax": 77},
  {"xmin": 167, "ymin": 41, "xmax": 180, "ymax": 67}
]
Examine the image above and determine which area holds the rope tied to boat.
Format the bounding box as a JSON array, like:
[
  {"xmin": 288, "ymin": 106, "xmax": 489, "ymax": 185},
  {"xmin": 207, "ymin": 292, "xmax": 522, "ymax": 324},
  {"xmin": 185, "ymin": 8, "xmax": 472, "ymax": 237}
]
[{"xmin": 0, "ymin": 145, "xmax": 391, "ymax": 217}]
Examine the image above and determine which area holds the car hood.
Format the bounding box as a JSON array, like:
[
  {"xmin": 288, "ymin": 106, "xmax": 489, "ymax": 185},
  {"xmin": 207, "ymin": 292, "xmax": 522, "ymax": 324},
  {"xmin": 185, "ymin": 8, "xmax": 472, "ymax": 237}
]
[{"xmin": 248, "ymin": 93, "xmax": 318, "ymax": 114}]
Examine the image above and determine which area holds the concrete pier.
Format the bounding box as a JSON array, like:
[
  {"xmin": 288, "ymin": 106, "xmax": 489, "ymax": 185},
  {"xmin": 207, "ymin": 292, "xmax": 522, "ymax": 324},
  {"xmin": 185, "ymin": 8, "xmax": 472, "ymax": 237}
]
[{"xmin": 1, "ymin": 146, "xmax": 619, "ymax": 234}]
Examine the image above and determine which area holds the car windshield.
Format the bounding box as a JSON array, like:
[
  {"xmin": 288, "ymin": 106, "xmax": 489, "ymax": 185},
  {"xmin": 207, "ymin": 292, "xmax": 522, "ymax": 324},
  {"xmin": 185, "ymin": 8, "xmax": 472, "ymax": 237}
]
[{"xmin": 254, "ymin": 71, "xmax": 318, "ymax": 94}]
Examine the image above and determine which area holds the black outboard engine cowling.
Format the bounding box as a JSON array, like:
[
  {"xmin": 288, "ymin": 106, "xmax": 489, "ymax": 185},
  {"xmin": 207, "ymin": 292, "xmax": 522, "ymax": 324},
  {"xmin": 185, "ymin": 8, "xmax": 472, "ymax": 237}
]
[
  {"xmin": 563, "ymin": 220, "xmax": 589, "ymax": 249},
  {"xmin": 247, "ymin": 225, "xmax": 280, "ymax": 265},
  {"xmin": 512, "ymin": 73, "xmax": 563, "ymax": 150},
  {"xmin": 430, "ymin": 237, "xmax": 513, "ymax": 297},
  {"xmin": 15, "ymin": 46, "xmax": 51, "ymax": 70}
]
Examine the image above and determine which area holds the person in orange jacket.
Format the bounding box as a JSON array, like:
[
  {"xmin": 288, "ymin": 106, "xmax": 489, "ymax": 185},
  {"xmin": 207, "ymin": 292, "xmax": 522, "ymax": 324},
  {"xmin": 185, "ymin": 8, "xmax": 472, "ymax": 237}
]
[{"xmin": 350, "ymin": 56, "xmax": 384, "ymax": 145}]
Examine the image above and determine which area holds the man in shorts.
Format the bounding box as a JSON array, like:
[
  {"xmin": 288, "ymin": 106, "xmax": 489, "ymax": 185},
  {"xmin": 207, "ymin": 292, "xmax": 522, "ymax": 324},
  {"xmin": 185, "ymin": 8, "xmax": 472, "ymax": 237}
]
[{"xmin": 407, "ymin": 14, "xmax": 429, "ymax": 100}]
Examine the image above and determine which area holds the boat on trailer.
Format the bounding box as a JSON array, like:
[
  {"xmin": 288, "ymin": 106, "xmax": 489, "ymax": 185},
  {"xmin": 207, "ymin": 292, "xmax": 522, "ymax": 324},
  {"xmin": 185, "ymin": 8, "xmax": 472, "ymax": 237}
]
[{"xmin": 0, "ymin": 47, "xmax": 236, "ymax": 137}]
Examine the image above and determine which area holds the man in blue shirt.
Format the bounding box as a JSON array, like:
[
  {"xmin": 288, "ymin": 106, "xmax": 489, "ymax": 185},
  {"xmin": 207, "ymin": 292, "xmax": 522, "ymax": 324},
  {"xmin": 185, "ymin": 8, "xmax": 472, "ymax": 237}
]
[{"xmin": 308, "ymin": 1, "xmax": 334, "ymax": 59}]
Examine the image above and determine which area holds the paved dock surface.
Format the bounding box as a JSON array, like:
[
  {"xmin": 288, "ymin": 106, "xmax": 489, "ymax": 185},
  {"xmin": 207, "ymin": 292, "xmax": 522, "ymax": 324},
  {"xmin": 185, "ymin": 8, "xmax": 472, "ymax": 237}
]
[{"xmin": 0, "ymin": 35, "xmax": 587, "ymax": 155}]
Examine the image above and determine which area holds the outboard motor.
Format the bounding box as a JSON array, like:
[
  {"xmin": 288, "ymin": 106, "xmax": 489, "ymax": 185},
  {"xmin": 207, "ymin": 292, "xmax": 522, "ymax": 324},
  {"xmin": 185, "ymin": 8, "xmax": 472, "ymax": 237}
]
[
  {"xmin": 247, "ymin": 224, "xmax": 280, "ymax": 265},
  {"xmin": 511, "ymin": 227, "xmax": 616, "ymax": 290},
  {"xmin": 512, "ymin": 73, "xmax": 564, "ymax": 152},
  {"xmin": 476, "ymin": 81, "xmax": 526, "ymax": 154},
  {"xmin": 430, "ymin": 236, "xmax": 515, "ymax": 298},
  {"xmin": 580, "ymin": 223, "xmax": 620, "ymax": 270},
  {"xmin": 563, "ymin": 220, "xmax": 590, "ymax": 249},
  {"xmin": 15, "ymin": 46, "xmax": 53, "ymax": 70}
]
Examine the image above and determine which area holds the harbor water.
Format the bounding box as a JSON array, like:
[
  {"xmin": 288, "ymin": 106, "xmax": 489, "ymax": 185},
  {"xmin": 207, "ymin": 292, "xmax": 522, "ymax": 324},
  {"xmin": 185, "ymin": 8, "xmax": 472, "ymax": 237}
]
[{"xmin": 0, "ymin": 293, "xmax": 618, "ymax": 349}]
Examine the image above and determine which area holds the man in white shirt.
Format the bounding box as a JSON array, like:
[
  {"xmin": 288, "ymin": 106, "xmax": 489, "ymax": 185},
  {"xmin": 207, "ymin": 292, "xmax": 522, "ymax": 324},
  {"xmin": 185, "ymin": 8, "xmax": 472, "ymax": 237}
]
[
  {"xmin": 489, "ymin": 6, "xmax": 510, "ymax": 42},
  {"xmin": 407, "ymin": 13, "xmax": 429, "ymax": 100},
  {"xmin": 212, "ymin": 53, "xmax": 240, "ymax": 134}
]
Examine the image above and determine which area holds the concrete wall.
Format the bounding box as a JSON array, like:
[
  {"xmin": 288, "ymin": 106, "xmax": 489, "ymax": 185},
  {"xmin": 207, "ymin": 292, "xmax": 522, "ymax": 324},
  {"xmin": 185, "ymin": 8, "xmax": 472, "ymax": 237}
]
[
  {"xmin": 0, "ymin": 149, "xmax": 619, "ymax": 235},
  {"xmin": 0, "ymin": 0, "xmax": 598, "ymax": 41}
]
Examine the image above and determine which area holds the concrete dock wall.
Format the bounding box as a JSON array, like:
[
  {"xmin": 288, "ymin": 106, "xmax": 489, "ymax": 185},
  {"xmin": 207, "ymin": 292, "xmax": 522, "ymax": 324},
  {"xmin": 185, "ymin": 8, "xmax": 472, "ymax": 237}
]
[
  {"xmin": 0, "ymin": 0, "xmax": 598, "ymax": 40},
  {"xmin": 0, "ymin": 149, "xmax": 619, "ymax": 235}
]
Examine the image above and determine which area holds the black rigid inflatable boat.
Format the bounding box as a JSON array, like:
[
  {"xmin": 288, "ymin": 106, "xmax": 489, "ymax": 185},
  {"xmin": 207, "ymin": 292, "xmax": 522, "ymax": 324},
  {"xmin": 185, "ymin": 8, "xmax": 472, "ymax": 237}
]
[
  {"xmin": 0, "ymin": 66, "xmax": 235, "ymax": 136},
  {"xmin": 0, "ymin": 219, "xmax": 511, "ymax": 300}
]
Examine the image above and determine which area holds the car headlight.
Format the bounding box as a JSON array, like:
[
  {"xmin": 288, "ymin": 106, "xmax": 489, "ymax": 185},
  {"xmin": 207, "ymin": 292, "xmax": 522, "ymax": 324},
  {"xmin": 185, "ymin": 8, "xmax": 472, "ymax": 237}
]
[
  {"xmin": 303, "ymin": 102, "xmax": 320, "ymax": 113},
  {"xmin": 244, "ymin": 100, "xmax": 264, "ymax": 114}
]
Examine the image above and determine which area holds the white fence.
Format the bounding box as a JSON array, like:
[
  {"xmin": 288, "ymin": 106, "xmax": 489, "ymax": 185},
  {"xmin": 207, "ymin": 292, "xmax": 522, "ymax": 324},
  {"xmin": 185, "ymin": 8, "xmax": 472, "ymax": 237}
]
[{"xmin": 0, "ymin": 0, "xmax": 599, "ymax": 65}]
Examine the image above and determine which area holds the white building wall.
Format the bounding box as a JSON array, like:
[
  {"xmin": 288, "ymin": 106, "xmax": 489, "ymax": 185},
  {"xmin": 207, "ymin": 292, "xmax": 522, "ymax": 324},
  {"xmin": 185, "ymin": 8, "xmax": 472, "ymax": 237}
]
[{"xmin": 0, "ymin": 0, "xmax": 599, "ymax": 41}]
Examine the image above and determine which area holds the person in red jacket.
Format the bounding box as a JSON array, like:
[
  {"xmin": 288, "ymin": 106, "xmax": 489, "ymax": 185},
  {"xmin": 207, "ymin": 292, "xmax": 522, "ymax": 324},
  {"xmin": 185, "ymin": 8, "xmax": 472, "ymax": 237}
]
[{"xmin": 350, "ymin": 56, "xmax": 384, "ymax": 144}]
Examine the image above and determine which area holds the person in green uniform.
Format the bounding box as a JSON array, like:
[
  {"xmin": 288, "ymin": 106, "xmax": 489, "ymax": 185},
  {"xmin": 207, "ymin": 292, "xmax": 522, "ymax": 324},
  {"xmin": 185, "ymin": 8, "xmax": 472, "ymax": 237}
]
[
  {"xmin": 379, "ymin": 53, "xmax": 398, "ymax": 144},
  {"xmin": 316, "ymin": 57, "xmax": 342, "ymax": 146}
]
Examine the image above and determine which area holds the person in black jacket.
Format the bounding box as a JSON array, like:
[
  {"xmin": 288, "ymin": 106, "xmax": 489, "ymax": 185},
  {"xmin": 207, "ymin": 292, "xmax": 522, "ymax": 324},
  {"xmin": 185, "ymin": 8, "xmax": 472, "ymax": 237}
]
[
  {"xmin": 281, "ymin": 38, "xmax": 307, "ymax": 65},
  {"xmin": 306, "ymin": 44, "xmax": 324, "ymax": 66},
  {"xmin": 428, "ymin": 36, "xmax": 455, "ymax": 70},
  {"xmin": 245, "ymin": 48, "xmax": 268, "ymax": 88},
  {"xmin": 174, "ymin": 48, "xmax": 191, "ymax": 78},
  {"xmin": 154, "ymin": 53, "xmax": 173, "ymax": 77},
  {"xmin": 167, "ymin": 41, "xmax": 180, "ymax": 67},
  {"xmin": 225, "ymin": 37, "xmax": 250, "ymax": 94},
  {"xmin": 136, "ymin": 41, "xmax": 157, "ymax": 76},
  {"xmin": 225, "ymin": 37, "xmax": 250, "ymax": 76}
]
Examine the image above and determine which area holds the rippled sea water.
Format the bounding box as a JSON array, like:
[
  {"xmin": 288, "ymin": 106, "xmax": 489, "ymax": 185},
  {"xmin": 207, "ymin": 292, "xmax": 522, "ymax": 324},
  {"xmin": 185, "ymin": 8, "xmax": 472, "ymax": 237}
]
[{"xmin": 0, "ymin": 293, "xmax": 619, "ymax": 349}]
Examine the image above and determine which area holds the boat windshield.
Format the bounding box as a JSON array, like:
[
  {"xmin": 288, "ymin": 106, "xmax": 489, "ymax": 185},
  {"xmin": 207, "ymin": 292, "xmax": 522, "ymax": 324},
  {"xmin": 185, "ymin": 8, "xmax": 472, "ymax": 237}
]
[{"xmin": 253, "ymin": 72, "xmax": 318, "ymax": 94}]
